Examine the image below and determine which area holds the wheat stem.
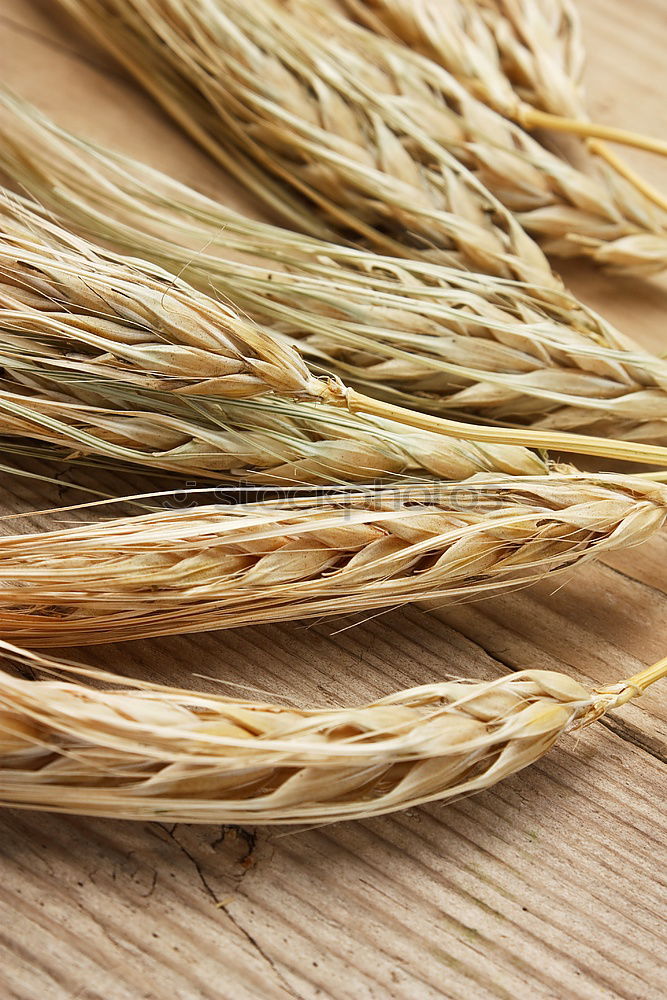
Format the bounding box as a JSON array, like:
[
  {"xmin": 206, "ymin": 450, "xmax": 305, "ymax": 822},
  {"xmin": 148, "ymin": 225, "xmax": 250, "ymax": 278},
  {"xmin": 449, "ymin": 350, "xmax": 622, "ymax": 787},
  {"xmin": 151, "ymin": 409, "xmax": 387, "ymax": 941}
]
[
  {"xmin": 586, "ymin": 141, "xmax": 667, "ymax": 215},
  {"xmin": 517, "ymin": 107, "xmax": 667, "ymax": 158},
  {"xmin": 340, "ymin": 388, "xmax": 667, "ymax": 468},
  {"xmin": 619, "ymin": 657, "xmax": 667, "ymax": 696},
  {"xmin": 573, "ymin": 655, "xmax": 667, "ymax": 725}
]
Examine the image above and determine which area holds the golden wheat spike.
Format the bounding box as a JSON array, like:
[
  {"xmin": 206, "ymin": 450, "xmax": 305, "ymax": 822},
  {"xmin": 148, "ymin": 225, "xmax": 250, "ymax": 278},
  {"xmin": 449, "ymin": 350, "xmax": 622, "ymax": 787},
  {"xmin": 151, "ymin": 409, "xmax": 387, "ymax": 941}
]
[
  {"xmin": 56, "ymin": 0, "xmax": 667, "ymax": 274},
  {"xmin": 338, "ymin": 0, "xmax": 667, "ymax": 211},
  {"xmin": 0, "ymin": 474, "xmax": 664, "ymax": 646},
  {"xmin": 3, "ymin": 94, "xmax": 667, "ymax": 448},
  {"xmin": 4, "ymin": 186, "xmax": 667, "ymax": 468},
  {"xmin": 0, "ymin": 640, "xmax": 664, "ymax": 824}
]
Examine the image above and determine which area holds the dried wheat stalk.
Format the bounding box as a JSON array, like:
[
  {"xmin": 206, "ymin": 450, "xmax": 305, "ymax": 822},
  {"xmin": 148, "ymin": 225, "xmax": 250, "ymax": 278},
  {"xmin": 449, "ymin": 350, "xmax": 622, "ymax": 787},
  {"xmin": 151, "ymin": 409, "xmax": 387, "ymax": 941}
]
[
  {"xmin": 336, "ymin": 1, "xmax": 667, "ymax": 215},
  {"xmin": 447, "ymin": 0, "xmax": 667, "ymax": 210},
  {"xmin": 0, "ymin": 196, "xmax": 548, "ymax": 484},
  {"xmin": 57, "ymin": 0, "xmax": 667, "ymax": 275},
  {"xmin": 0, "ymin": 218, "xmax": 540, "ymax": 482},
  {"xmin": 0, "ymin": 473, "xmax": 664, "ymax": 646},
  {"xmin": 3, "ymin": 94, "xmax": 667, "ymax": 445},
  {"xmin": 338, "ymin": 0, "xmax": 580, "ymax": 121},
  {"xmin": 0, "ymin": 191, "xmax": 323, "ymax": 404},
  {"xmin": 3, "ymin": 382, "xmax": 549, "ymax": 484},
  {"xmin": 0, "ymin": 639, "xmax": 663, "ymax": 823},
  {"xmin": 338, "ymin": 0, "xmax": 667, "ymax": 154},
  {"xmin": 55, "ymin": 0, "xmax": 554, "ymax": 286},
  {"xmin": 0, "ymin": 186, "xmax": 554, "ymax": 480},
  {"xmin": 5, "ymin": 187, "xmax": 667, "ymax": 469}
]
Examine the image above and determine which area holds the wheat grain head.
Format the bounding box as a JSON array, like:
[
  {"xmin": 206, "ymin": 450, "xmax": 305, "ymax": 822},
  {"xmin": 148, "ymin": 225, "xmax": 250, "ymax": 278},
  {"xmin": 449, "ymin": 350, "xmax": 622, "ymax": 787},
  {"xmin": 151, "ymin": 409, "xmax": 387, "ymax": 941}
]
[
  {"xmin": 339, "ymin": 0, "xmax": 667, "ymax": 211},
  {"xmin": 0, "ymin": 473, "xmax": 663, "ymax": 646},
  {"xmin": 56, "ymin": 0, "xmax": 556, "ymax": 285},
  {"xmin": 0, "ymin": 641, "xmax": 662, "ymax": 823},
  {"xmin": 2, "ymin": 93, "xmax": 667, "ymax": 443},
  {"xmin": 56, "ymin": 0, "xmax": 667, "ymax": 275}
]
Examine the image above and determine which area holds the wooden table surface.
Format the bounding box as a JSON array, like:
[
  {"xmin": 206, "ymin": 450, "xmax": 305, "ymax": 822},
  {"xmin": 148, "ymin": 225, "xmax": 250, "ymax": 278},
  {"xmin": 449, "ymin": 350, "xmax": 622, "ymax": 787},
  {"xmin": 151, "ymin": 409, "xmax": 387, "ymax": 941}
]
[{"xmin": 0, "ymin": 2, "xmax": 666, "ymax": 997}]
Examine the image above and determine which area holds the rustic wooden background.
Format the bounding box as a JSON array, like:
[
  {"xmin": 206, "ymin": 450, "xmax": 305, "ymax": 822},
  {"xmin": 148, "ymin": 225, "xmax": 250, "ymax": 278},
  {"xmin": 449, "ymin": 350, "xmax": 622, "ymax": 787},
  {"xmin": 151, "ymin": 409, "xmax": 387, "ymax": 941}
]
[{"xmin": 0, "ymin": 1, "xmax": 666, "ymax": 997}]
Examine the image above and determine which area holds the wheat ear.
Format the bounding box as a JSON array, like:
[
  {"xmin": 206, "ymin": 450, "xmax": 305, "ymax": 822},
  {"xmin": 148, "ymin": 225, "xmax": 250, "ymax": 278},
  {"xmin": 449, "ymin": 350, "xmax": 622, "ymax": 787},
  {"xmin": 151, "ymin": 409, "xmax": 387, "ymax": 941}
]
[
  {"xmin": 5, "ymin": 187, "xmax": 667, "ymax": 468},
  {"xmin": 0, "ymin": 640, "xmax": 663, "ymax": 823},
  {"xmin": 3, "ymin": 94, "xmax": 667, "ymax": 446},
  {"xmin": 0, "ymin": 473, "xmax": 664, "ymax": 647},
  {"xmin": 340, "ymin": 0, "xmax": 667, "ymax": 212},
  {"xmin": 293, "ymin": 0, "xmax": 667, "ymax": 269},
  {"xmin": 2, "ymin": 381, "xmax": 549, "ymax": 485},
  {"xmin": 55, "ymin": 0, "xmax": 555, "ymax": 286},
  {"xmin": 0, "ymin": 188, "xmax": 543, "ymax": 482},
  {"xmin": 0, "ymin": 191, "xmax": 324, "ymax": 403},
  {"xmin": 57, "ymin": 0, "xmax": 667, "ymax": 276},
  {"xmin": 475, "ymin": 0, "xmax": 667, "ymax": 210},
  {"xmin": 340, "ymin": 0, "xmax": 667, "ymax": 153}
]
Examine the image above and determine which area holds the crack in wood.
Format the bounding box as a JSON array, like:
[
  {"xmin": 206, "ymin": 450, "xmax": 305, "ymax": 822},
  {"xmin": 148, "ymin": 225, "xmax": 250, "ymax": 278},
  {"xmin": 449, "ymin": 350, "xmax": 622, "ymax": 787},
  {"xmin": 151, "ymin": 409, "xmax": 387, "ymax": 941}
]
[
  {"xmin": 155, "ymin": 823, "xmax": 305, "ymax": 999},
  {"xmin": 598, "ymin": 715, "xmax": 667, "ymax": 765}
]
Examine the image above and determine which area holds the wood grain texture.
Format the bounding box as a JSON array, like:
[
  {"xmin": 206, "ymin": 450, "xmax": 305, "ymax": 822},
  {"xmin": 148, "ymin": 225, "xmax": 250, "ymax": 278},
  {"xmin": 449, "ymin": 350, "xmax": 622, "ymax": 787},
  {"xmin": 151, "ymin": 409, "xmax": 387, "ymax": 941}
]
[{"xmin": 0, "ymin": 1, "xmax": 666, "ymax": 997}]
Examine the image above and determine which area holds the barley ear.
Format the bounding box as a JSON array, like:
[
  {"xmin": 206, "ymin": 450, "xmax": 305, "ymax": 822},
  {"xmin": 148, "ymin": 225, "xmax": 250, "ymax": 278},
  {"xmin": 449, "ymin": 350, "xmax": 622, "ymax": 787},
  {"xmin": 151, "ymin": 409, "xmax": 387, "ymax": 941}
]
[{"xmin": 0, "ymin": 642, "xmax": 664, "ymax": 824}]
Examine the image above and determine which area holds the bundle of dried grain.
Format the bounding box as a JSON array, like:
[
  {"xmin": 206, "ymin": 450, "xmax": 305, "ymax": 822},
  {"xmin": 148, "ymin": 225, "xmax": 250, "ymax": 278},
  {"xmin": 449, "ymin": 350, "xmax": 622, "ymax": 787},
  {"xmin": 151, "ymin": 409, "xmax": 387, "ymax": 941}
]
[
  {"xmin": 3, "ymin": 94, "xmax": 667, "ymax": 443},
  {"xmin": 56, "ymin": 0, "xmax": 667, "ymax": 274}
]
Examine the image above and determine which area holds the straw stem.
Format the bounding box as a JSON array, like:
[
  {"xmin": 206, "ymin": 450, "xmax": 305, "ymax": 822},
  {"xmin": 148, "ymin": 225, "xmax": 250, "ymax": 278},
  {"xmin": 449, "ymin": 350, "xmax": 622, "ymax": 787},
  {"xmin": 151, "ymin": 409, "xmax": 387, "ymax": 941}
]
[
  {"xmin": 583, "ymin": 141, "xmax": 667, "ymax": 215},
  {"xmin": 340, "ymin": 388, "xmax": 667, "ymax": 468},
  {"xmin": 518, "ymin": 106, "xmax": 667, "ymax": 159},
  {"xmin": 573, "ymin": 654, "xmax": 667, "ymax": 727},
  {"xmin": 616, "ymin": 656, "xmax": 667, "ymax": 700}
]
